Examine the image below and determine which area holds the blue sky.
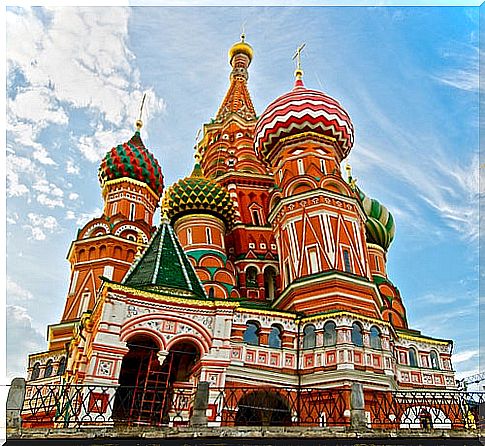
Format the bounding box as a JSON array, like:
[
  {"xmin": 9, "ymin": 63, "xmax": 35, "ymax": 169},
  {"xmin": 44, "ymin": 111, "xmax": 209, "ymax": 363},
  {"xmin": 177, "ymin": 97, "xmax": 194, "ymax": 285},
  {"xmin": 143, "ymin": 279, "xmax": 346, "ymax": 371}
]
[{"xmin": 5, "ymin": 6, "xmax": 480, "ymax": 385}]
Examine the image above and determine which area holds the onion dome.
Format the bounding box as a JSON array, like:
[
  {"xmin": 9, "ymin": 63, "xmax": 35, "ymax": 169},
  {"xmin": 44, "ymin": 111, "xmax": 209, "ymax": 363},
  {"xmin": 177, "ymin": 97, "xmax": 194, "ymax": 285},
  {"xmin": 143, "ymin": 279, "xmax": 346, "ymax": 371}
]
[
  {"xmin": 255, "ymin": 78, "xmax": 354, "ymax": 164},
  {"xmin": 228, "ymin": 33, "xmax": 253, "ymax": 64},
  {"xmin": 358, "ymin": 189, "xmax": 395, "ymax": 251},
  {"xmin": 163, "ymin": 164, "xmax": 235, "ymax": 227},
  {"xmin": 98, "ymin": 131, "xmax": 164, "ymax": 197}
]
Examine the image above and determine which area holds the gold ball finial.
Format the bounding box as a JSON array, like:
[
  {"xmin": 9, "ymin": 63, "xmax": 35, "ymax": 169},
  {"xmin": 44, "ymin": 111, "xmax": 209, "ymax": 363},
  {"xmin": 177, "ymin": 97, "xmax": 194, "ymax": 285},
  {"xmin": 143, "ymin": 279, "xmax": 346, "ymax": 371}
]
[{"xmin": 135, "ymin": 119, "xmax": 143, "ymax": 130}]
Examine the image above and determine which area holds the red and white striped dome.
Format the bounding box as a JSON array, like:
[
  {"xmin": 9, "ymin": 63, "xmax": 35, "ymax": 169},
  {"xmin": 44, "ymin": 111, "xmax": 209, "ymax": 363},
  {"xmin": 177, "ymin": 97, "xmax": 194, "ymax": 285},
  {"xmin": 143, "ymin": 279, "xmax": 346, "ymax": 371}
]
[{"xmin": 255, "ymin": 80, "xmax": 354, "ymax": 163}]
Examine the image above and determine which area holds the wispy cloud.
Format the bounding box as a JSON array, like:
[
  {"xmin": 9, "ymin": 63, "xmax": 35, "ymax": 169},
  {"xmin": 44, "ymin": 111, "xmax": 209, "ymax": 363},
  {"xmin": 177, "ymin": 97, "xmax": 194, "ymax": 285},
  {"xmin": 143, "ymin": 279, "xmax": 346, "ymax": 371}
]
[{"xmin": 23, "ymin": 212, "xmax": 60, "ymax": 241}]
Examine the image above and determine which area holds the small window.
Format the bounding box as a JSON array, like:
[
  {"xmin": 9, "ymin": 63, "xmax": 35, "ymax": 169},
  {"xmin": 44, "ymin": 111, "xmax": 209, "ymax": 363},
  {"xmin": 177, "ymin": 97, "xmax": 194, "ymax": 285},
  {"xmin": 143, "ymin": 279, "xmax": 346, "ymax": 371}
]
[
  {"xmin": 57, "ymin": 357, "xmax": 67, "ymax": 376},
  {"xmin": 303, "ymin": 324, "xmax": 316, "ymax": 349},
  {"xmin": 264, "ymin": 267, "xmax": 277, "ymax": 300},
  {"xmin": 409, "ymin": 348, "xmax": 418, "ymax": 367},
  {"xmin": 112, "ymin": 202, "xmax": 118, "ymax": 215},
  {"xmin": 343, "ymin": 249, "xmax": 352, "ymax": 273},
  {"xmin": 208, "ymin": 287, "xmax": 215, "ymax": 298},
  {"xmin": 187, "ymin": 228, "xmax": 192, "ymax": 245},
  {"xmin": 323, "ymin": 321, "xmax": 337, "ymax": 346},
  {"xmin": 268, "ymin": 325, "xmax": 282, "ymax": 348},
  {"xmin": 129, "ymin": 202, "xmax": 136, "ymax": 221},
  {"xmin": 279, "ymin": 169, "xmax": 283, "ymax": 181},
  {"xmin": 297, "ymin": 158, "xmax": 305, "ymax": 175},
  {"xmin": 320, "ymin": 159, "xmax": 326, "ymax": 175},
  {"xmin": 284, "ymin": 261, "xmax": 291, "ymax": 285},
  {"xmin": 351, "ymin": 322, "xmax": 363, "ymax": 347},
  {"xmin": 430, "ymin": 351, "xmax": 440, "ymax": 370},
  {"xmin": 252, "ymin": 210, "xmax": 261, "ymax": 226},
  {"xmin": 370, "ymin": 326, "xmax": 381, "ymax": 350},
  {"xmin": 246, "ymin": 266, "xmax": 258, "ymax": 288},
  {"xmin": 103, "ymin": 265, "xmax": 114, "ymax": 280},
  {"xmin": 44, "ymin": 360, "xmax": 53, "ymax": 378},
  {"xmin": 308, "ymin": 246, "xmax": 319, "ymax": 274},
  {"xmin": 206, "ymin": 227, "xmax": 212, "ymax": 244},
  {"xmin": 69, "ymin": 270, "xmax": 79, "ymax": 296},
  {"xmin": 243, "ymin": 322, "xmax": 259, "ymax": 346},
  {"xmin": 374, "ymin": 255, "xmax": 380, "ymax": 271},
  {"xmin": 31, "ymin": 362, "xmax": 40, "ymax": 381}
]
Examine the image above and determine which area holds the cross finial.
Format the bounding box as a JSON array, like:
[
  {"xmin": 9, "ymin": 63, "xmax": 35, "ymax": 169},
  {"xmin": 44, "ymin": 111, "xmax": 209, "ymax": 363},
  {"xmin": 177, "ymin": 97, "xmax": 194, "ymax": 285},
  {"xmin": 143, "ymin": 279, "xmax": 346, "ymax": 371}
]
[
  {"xmin": 135, "ymin": 92, "xmax": 147, "ymax": 131},
  {"xmin": 292, "ymin": 43, "xmax": 306, "ymax": 70},
  {"xmin": 241, "ymin": 21, "xmax": 246, "ymax": 41}
]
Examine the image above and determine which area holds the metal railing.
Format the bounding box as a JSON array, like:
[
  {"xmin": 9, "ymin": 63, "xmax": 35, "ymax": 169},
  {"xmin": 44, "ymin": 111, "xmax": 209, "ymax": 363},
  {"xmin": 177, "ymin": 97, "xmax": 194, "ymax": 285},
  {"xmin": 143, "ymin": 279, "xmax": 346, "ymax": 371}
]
[
  {"xmin": 210, "ymin": 386, "xmax": 350, "ymax": 426},
  {"xmin": 367, "ymin": 390, "xmax": 485, "ymax": 429},
  {"xmin": 19, "ymin": 384, "xmax": 485, "ymax": 430}
]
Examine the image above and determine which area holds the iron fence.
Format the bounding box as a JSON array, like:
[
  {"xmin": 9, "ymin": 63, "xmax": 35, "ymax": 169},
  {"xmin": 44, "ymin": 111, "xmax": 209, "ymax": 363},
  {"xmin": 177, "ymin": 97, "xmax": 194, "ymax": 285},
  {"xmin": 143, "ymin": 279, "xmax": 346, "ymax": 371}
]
[
  {"xmin": 19, "ymin": 384, "xmax": 485, "ymax": 430},
  {"xmin": 368, "ymin": 391, "xmax": 485, "ymax": 429},
  {"xmin": 210, "ymin": 386, "xmax": 350, "ymax": 426},
  {"xmin": 21, "ymin": 384, "xmax": 196, "ymax": 427}
]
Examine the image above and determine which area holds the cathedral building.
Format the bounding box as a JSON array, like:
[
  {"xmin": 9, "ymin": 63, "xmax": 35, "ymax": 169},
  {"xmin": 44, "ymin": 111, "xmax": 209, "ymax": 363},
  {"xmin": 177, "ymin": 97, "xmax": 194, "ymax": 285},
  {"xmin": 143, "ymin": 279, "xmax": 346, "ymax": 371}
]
[{"xmin": 23, "ymin": 36, "xmax": 456, "ymax": 427}]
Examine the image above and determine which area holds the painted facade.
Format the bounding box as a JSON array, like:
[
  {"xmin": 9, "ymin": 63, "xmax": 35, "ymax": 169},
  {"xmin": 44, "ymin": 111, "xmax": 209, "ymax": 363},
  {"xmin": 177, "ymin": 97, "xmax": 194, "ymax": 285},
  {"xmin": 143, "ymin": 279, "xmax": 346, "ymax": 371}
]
[{"xmin": 24, "ymin": 36, "xmax": 456, "ymax": 426}]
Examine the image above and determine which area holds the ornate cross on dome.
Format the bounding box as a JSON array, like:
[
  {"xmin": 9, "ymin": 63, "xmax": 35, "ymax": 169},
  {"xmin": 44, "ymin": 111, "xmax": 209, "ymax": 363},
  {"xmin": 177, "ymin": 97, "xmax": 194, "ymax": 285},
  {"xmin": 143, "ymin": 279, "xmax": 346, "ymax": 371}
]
[{"xmin": 292, "ymin": 43, "xmax": 306, "ymax": 72}]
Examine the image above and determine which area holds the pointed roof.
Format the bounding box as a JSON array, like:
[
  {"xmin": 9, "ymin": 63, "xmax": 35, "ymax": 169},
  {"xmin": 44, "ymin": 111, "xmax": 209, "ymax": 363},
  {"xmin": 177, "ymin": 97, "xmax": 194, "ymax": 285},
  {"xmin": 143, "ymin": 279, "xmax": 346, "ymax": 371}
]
[
  {"xmin": 216, "ymin": 77, "xmax": 256, "ymax": 121},
  {"xmin": 122, "ymin": 218, "xmax": 206, "ymax": 299}
]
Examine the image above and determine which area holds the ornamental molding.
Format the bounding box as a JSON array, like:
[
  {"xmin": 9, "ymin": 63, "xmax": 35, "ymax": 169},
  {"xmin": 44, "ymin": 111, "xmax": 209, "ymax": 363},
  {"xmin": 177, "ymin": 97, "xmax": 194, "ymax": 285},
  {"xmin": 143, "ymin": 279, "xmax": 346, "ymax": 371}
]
[{"xmin": 114, "ymin": 225, "xmax": 149, "ymax": 243}]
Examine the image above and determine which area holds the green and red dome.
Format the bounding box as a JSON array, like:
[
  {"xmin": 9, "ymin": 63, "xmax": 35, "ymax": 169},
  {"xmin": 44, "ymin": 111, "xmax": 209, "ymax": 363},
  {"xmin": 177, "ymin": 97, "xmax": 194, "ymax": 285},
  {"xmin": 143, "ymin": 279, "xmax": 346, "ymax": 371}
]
[
  {"xmin": 163, "ymin": 164, "xmax": 235, "ymax": 227},
  {"xmin": 98, "ymin": 131, "xmax": 164, "ymax": 196},
  {"xmin": 358, "ymin": 188, "xmax": 395, "ymax": 251}
]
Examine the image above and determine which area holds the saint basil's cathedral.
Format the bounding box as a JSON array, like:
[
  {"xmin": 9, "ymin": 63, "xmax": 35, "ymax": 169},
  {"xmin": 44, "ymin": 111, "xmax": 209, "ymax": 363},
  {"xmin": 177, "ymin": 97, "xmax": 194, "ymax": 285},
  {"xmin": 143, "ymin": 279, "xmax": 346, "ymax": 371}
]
[{"xmin": 23, "ymin": 36, "xmax": 456, "ymax": 426}]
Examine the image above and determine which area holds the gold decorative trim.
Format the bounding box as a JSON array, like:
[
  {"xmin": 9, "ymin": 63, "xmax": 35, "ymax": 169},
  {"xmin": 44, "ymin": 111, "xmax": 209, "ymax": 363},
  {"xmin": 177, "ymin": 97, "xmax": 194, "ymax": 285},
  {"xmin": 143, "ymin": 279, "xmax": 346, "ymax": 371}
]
[
  {"xmin": 237, "ymin": 307, "xmax": 297, "ymax": 319},
  {"xmin": 398, "ymin": 332, "xmax": 450, "ymax": 346},
  {"xmin": 106, "ymin": 282, "xmax": 240, "ymax": 308},
  {"xmin": 302, "ymin": 311, "xmax": 391, "ymax": 327}
]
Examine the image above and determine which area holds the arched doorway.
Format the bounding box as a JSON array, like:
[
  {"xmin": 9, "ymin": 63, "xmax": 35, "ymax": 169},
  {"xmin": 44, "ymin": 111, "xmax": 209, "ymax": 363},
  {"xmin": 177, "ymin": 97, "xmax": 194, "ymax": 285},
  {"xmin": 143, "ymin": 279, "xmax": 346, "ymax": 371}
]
[
  {"xmin": 235, "ymin": 390, "xmax": 292, "ymax": 426},
  {"xmin": 114, "ymin": 335, "xmax": 200, "ymax": 426}
]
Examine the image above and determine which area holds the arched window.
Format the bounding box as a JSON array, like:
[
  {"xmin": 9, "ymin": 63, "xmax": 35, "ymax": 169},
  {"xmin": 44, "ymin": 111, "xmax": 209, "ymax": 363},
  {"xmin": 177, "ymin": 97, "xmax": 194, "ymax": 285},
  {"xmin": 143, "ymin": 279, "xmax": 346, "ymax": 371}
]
[
  {"xmin": 243, "ymin": 322, "xmax": 259, "ymax": 346},
  {"xmin": 323, "ymin": 321, "xmax": 337, "ymax": 346},
  {"xmin": 187, "ymin": 228, "xmax": 192, "ymax": 245},
  {"xmin": 246, "ymin": 266, "xmax": 258, "ymax": 288},
  {"xmin": 370, "ymin": 326, "xmax": 382, "ymax": 350},
  {"xmin": 44, "ymin": 360, "xmax": 53, "ymax": 378},
  {"xmin": 129, "ymin": 202, "xmax": 136, "ymax": 221},
  {"xmin": 205, "ymin": 227, "xmax": 212, "ymax": 244},
  {"xmin": 268, "ymin": 325, "xmax": 282, "ymax": 348},
  {"xmin": 343, "ymin": 249, "xmax": 352, "ymax": 273},
  {"xmin": 208, "ymin": 287, "xmax": 215, "ymax": 298},
  {"xmin": 408, "ymin": 347, "xmax": 418, "ymax": 367},
  {"xmin": 351, "ymin": 322, "xmax": 363, "ymax": 347},
  {"xmin": 264, "ymin": 267, "xmax": 277, "ymax": 300},
  {"xmin": 57, "ymin": 357, "xmax": 67, "ymax": 376},
  {"xmin": 303, "ymin": 324, "xmax": 316, "ymax": 349},
  {"xmin": 430, "ymin": 351, "xmax": 440, "ymax": 370},
  {"xmin": 31, "ymin": 362, "xmax": 40, "ymax": 381}
]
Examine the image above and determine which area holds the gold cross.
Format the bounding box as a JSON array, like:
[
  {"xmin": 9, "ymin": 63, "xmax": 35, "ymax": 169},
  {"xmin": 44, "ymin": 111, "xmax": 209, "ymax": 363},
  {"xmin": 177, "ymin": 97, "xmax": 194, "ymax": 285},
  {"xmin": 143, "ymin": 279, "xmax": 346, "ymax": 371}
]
[{"xmin": 292, "ymin": 43, "xmax": 306, "ymax": 71}]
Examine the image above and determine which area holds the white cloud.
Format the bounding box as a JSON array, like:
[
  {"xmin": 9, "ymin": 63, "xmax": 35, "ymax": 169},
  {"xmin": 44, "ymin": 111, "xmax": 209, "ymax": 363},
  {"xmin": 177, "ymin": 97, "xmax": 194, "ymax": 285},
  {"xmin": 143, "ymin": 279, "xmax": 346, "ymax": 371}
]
[
  {"xmin": 7, "ymin": 277, "xmax": 33, "ymax": 303},
  {"xmin": 6, "ymin": 212, "xmax": 19, "ymax": 225},
  {"xmin": 32, "ymin": 178, "xmax": 65, "ymax": 208},
  {"xmin": 65, "ymin": 207, "xmax": 103, "ymax": 227},
  {"xmin": 23, "ymin": 212, "xmax": 60, "ymax": 240},
  {"xmin": 452, "ymin": 349, "xmax": 478, "ymax": 364},
  {"xmin": 68, "ymin": 192, "xmax": 79, "ymax": 200},
  {"xmin": 6, "ymin": 7, "xmax": 165, "ymax": 164},
  {"xmin": 6, "ymin": 152, "xmax": 36, "ymax": 198},
  {"xmin": 32, "ymin": 146, "xmax": 56, "ymax": 166},
  {"xmin": 66, "ymin": 159, "xmax": 80, "ymax": 175},
  {"xmin": 7, "ymin": 305, "xmax": 46, "ymax": 380}
]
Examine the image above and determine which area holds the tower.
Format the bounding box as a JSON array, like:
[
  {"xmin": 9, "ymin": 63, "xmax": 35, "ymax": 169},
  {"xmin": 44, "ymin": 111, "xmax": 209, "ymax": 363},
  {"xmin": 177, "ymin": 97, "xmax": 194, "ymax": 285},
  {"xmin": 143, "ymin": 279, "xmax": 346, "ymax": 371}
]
[
  {"xmin": 43, "ymin": 124, "xmax": 164, "ymax": 355},
  {"xmin": 198, "ymin": 35, "xmax": 278, "ymax": 302}
]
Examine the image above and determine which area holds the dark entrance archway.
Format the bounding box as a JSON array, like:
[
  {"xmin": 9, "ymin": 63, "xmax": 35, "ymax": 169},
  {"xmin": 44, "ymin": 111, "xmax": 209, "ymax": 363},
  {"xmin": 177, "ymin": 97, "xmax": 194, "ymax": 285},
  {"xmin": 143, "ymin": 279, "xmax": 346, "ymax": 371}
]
[
  {"xmin": 113, "ymin": 335, "xmax": 201, "ymax": 426},
  {"xmin": 235, "ymin": 390, "xmax": 292, "ymax": 426}
]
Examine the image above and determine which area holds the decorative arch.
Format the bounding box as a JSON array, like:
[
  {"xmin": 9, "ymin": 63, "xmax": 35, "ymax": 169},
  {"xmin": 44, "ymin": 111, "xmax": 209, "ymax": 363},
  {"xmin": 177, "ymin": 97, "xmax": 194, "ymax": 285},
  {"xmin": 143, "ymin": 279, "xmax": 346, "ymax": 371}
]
[
  {"xmin": 320, "ymin": 177, "xmax": 351, "ymax": 196},
  {"xmin": 285, "ymin": 177, "xmax": 318, "ymax": 197}
]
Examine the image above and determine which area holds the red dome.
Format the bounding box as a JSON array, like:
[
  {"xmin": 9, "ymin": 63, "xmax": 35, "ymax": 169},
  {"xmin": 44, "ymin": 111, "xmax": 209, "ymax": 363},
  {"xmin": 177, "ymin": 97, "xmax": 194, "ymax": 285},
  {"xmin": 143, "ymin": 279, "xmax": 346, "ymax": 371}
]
[
  {"xmin": 255, "ymin": 81, "xmax": 354, "ymax": 163},
  {"xmin": 98, "ymin": 131, "xmax": 164, "ymax": 196}
]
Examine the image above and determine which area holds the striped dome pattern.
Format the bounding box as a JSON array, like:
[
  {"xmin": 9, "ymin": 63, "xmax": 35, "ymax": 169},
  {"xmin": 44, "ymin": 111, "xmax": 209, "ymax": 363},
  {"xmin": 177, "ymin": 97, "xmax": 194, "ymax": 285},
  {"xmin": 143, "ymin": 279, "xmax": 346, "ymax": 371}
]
[
  {"xmin": 358, "ymin": 189, "xmax": 395, "ymax": 251},
  {"xmin": 163, "ymin": 164, "xmax": 235, "ymax": 227},
  {"xmin": 255, "ymin": 84, "xmax": 354, "ymax": 163},
  {"xmin": 98, "ymin": 131, "xmax": 164, "ymax": 196}
]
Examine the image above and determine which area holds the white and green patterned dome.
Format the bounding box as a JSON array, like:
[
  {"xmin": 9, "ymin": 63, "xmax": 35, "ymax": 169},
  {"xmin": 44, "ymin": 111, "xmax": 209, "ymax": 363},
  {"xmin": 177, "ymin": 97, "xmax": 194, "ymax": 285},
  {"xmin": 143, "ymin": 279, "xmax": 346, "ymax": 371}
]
[{"xmin": 358, "ymin": 189, "xmax": 395, "ymax": 251}]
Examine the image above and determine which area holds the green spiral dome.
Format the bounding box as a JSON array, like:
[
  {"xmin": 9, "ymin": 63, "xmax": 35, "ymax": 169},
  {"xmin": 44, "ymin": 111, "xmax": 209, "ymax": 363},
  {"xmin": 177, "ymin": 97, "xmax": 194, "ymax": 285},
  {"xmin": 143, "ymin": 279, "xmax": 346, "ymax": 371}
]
[
  {"xmin": 163, "ymin": 164, "xmax": 235, "ymax": 227},
  {"xmin": 358, "ymin": 189, "xmax": 395, "ymax": 251}
]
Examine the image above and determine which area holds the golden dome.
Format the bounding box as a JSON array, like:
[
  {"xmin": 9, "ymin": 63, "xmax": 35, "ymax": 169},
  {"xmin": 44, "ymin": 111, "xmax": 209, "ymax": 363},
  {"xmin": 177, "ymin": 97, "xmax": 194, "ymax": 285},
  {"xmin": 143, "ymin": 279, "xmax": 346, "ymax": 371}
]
[{"xmin": 228, "ymin": 34, "xmax": 253, "ymax": 64}]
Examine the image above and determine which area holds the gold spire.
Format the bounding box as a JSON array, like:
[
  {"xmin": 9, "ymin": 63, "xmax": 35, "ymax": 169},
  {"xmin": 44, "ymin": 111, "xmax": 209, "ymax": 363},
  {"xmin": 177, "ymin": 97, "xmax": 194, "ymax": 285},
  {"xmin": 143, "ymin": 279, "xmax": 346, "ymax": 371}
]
[
  {"xmin": 135, "ymin": 92, "xmax": 147, "ymax": 131},
  {"xmin": 229, "ymin": 33, "xmax": 253, "ymax": 64},
  {"xmin": 345, "ymin": 163, "xmax": 357, "ymax": 190},
  {"xmin": 292, "ymin": 43, "xmax": 306, "ymax": 80}
]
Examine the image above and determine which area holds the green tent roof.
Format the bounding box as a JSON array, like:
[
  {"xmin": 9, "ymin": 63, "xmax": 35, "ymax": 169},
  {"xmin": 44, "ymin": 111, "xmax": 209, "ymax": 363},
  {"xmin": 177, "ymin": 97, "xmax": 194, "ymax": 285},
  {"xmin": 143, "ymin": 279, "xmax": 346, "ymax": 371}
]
[{"xmin": 122, "ymin": 219, "xmax": 206, "ymax": 299}]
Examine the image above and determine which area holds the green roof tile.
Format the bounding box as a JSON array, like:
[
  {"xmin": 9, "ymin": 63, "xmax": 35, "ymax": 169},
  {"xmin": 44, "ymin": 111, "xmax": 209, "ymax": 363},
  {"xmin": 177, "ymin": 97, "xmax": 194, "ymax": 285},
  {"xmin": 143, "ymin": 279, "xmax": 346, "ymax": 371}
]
[{"xmin": 122, "ymin": 219, "xmax": 206, "ymax": 298}]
